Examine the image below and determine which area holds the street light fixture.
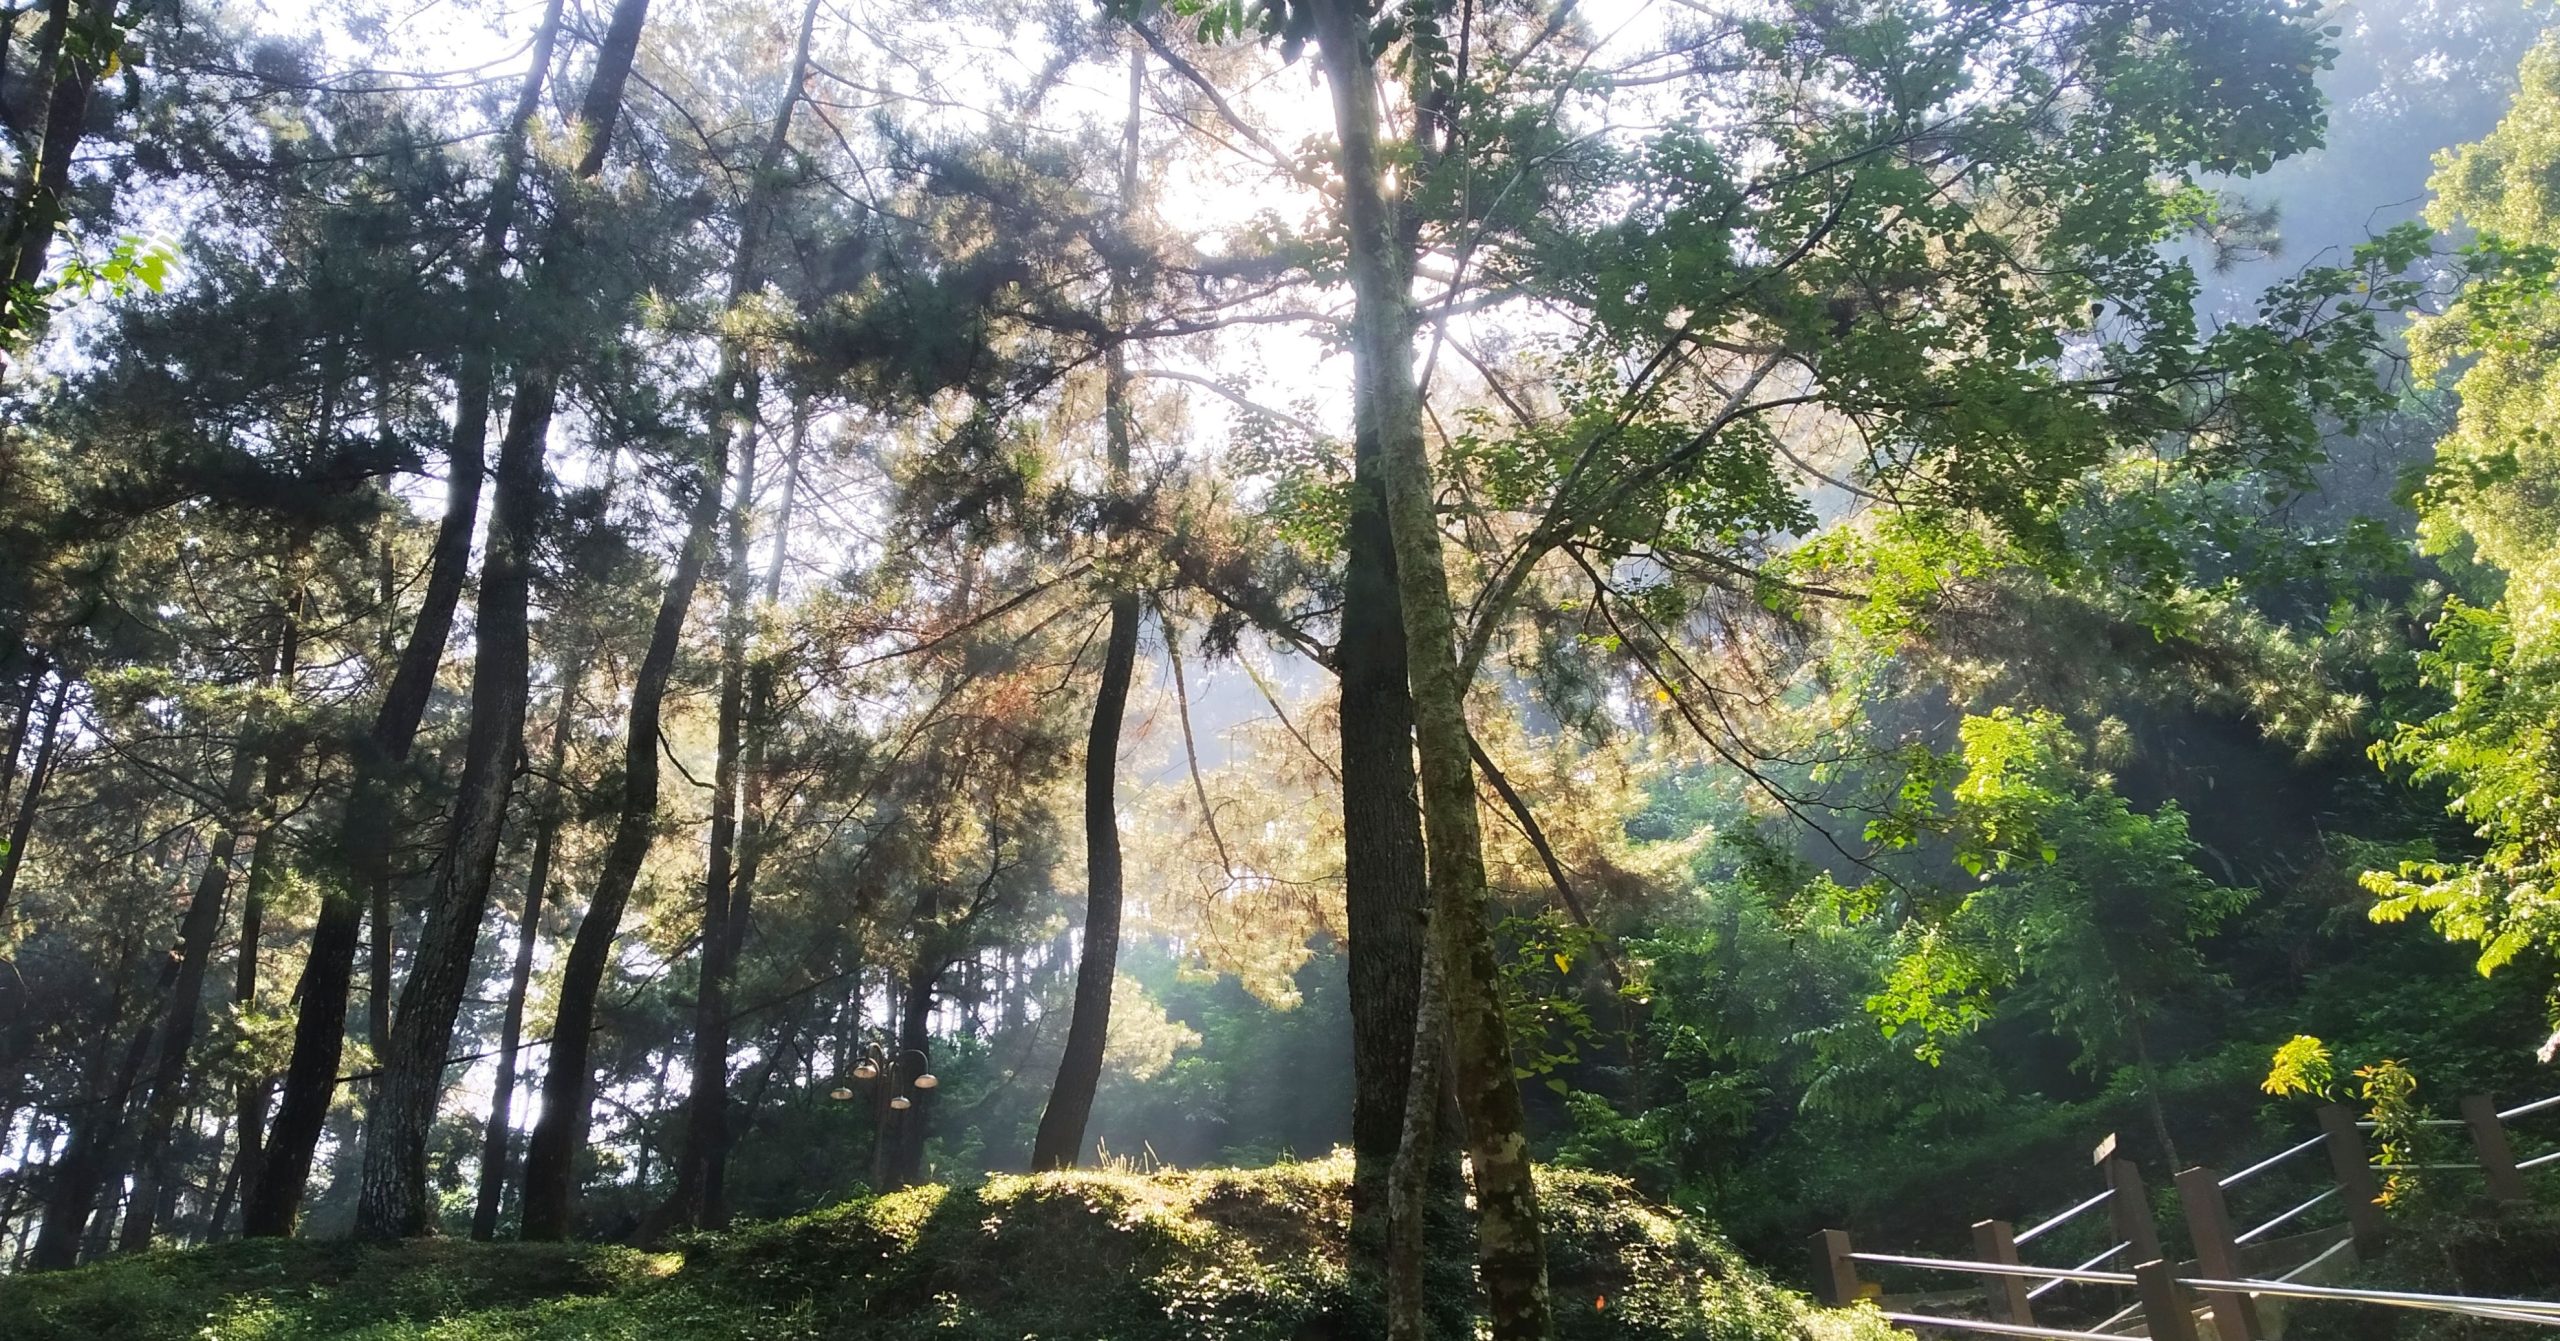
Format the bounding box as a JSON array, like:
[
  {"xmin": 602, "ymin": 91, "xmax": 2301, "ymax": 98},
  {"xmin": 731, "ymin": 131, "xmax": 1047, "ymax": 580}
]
[{"xmin": 830, "ymin": 1044, "xmax": 936, "ymax": 1104}]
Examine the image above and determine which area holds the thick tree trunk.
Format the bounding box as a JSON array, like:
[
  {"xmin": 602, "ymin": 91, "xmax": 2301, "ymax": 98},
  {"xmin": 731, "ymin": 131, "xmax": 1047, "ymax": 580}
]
[
  {"xmin": 353, "ymin": 374, "xmax": 550, "ymax": 1240},
  {"xmin": 1031, "ymin": 40, "xmax": 1146, "ymax": 1174},
  {"xmin": 1312, "ymin": 4, "xmax": 1552, "ymax": 1336},
  {"xmin": 244, "ymin": 0, "xmax": 566, "ymax": 1238},
  {"xmin": 0, "ymin": 667, "xmax": 65, "ymax": 924},
  {"xmin": 468, "ymin": 675, "xmax": 577, "ymax": 1240},
  {"xmin": 518, "ymin": 393, "xmax": 728, "ymax": 1241},
  {"xmin": 352, "ymin": 0, "xmax": 651, "ymax": 1240}
]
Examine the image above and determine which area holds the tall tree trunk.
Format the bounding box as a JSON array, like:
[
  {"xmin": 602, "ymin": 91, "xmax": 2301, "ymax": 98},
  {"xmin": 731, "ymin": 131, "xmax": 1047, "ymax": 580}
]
[
  {"xmin": 0, "ymin": 667, "xmax": 65, "ymax": 924},
  {"xmin": 468, "ymin": 675, "xmax": 577, "ymax": 1240},
  {"xmin": 1311, "ymin": 4, "xmax": 1552, "ymax": 1336},
  {"xmin": 654, "ymin": 3, "xmax": 820, "ymax": 1232},
  {"xmin": 1031, "ymin": 38, "xmax": 1147, "ymax": 1176},
  {"xmin": 0, "ymin": 653, "xmax": 46, "ymax": 819},
  {"xmin": 245, "ymin": 0, "xmax": 566, "ymax": 1238},
  {"xmin": 703, "ymin": 407, "xmax": 801, "ymax": 1212},
  {"xmin": 352, "ymin": 0, "xmax": 652, "ymax": 1241},
  {"xmin": 354, "ymin": 380, "xmax": 545, "ymax": 1240},
  {"xmin": 517, "ymin": 382, "xmax": 728, "ymax": 1241},
  {"xmin": 117, "ymin": 727, "xmax": 271, "ymax": 1253},
  {"xmin": 655, "ymin": 418, "xmax": 760, "ymax": 1238},
  {"xmin": 220, "ymin": 597, "xmax": 301, "ymax": 1241},
  {"xmin": 0, "ymin": 0, "xmax": 116, "ymax": 350},
  {"xmin": 29, "ymin": 966, "xmax": 159, "ymax": 1266}
]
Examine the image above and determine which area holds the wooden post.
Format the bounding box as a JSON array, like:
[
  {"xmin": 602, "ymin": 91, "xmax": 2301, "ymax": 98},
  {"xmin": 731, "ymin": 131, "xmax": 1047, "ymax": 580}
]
[
  {"xmin": 2134, "ymin": 1259, "xmax": 2202, "ymax": 1341},
  {"xmin": 2106, "ymin": 1157, "xmax": 2165, "ymax": 1265},
  {"xmin": 2316, "ymin": 1103, "xmax": 2389, "ymax": 1250},
  {"xmin": 1971, "ymin": 1218, "xmax": 2034, "ymax": 1326},
  {"xmin": 2461, "ymin": 1095, "xmax": 2529, "ymax": 1203},
  {"xmin": 1810, "ymin": 1228, "xmax": 1860, "ymax": 1307},
  {"xmin": 2174, "ymin": 1167, "xmax": 2264, "ymax": 1341}
]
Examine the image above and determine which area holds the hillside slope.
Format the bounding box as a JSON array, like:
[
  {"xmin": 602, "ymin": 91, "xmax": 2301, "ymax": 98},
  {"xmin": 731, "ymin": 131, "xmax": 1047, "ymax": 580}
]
[{"xmin": 0, "ymin": 1159, "xmax": 1899, "ymax": 1340}]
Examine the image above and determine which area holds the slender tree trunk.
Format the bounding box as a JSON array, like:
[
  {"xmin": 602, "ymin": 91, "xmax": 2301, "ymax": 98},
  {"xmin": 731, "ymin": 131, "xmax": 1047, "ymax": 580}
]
[
  {"xmin": 652, "ymin": 3, "xmax": 820, "ymax": 1232},
  {"xmin": 219, "ymin": 598, "xmax": 300, "ymax": 1241},
  {"xmin": 29, "ymin": 975, "xmax": 155, "ymax": 1267},
  {"xmin": 468, "ymin": 676, "xmax": 577, "ymax": 1240},
  {"xmin": 0, "ymin": 654, "xmax": 45, "ymax": 819},
  {"xmin": 1312, "ymin": 5, "xmax": 1552, "ymax": 1335},
  {"xmin": 657, "ymin": 418, "xmax": 761, "ymax": 1237},
  {"xmin": 518, "ymin": 379, "xmax": 728, "ymax": 1241},
  {"xmin": 245, "ymin": 0, "xmax": 567, "ymax": 1238},
  {"xmin": 0, "ymin": 667, "xmax": 65, "ymax": 924},
  {"xmin": 1031, "ymin": 39, "xmax": 1147, "ymax": 1175},
  {"xmin": 1386, "ymin": 913, "xmax": 1452, "ymax": 1341},
  {"xmin": 0, "ymin": 0, "xmax": 115, "ymax": 349},
  {"xmin": 117, "ymin": 732, "xmax": 269, "ymax": 1253}
]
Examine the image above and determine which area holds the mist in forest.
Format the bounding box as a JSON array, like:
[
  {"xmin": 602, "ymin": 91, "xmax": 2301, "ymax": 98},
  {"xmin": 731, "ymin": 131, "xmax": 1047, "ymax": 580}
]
[{"xmin": 4, "ymin": 2, "xmax": 2560, "ymax": 1339}]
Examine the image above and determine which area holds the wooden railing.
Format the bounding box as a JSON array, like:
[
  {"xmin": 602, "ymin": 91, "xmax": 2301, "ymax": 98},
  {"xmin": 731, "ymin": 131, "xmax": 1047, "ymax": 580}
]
[{"xmin": 1812, "ymin": 1089, "xmax": 2560, "ymax": 1338}]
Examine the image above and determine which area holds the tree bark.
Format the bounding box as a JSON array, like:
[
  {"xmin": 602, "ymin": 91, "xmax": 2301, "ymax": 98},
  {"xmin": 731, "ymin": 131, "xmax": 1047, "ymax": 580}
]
[
  {"xmin": 0, "ymin": 666, "xmax": 65, "ymax": 924},
  {"xmin": 354, "ymin": 378, "xmax": 548, "ymax": 1240},
  {"xmin": 655, "ymin": 415, "xmax": 761, "ymax": 1238},
  {"xmin": 351, "ymin": 0, "xmax": 652, "ymax": 1241},
  {"xmin": 468, "ymin": 672, "xmax": 577, "ymax": 1240},
  {"xmin": 1031, "ymin": 38, "xmax": 1146, "ymax": 1176},
  {"xmin": 0, "ymin": 654, "xmax": 45, "ymax": 819},
  {"xmin": 1311, "ymin": 3, "xmax": 1552, "ymax": 1335},
  {"xmin": 244, "ymin": 0, "xmax": 567, "ymax": 1238},
  {"xmin": 518, "ymin": 377, "xmax": 728, "ymax": 1241},
  {"xmin": 0, "ymin": 0, "xmax": 117, "ymax": 349},
  {"xmin": 218, "ymin": 598, "xmax": 301, "ymax": 1241},
  {"xmin": 30, "ymin": 961, "xmax": 161, "ymax": 1266},
  {"xmin": 118, "ymin": 727, "xmax": 270, "ymax": 1253},
  {"xmin": 654, "ymin": 2, "xmax": 819, "ymax": 1232}
]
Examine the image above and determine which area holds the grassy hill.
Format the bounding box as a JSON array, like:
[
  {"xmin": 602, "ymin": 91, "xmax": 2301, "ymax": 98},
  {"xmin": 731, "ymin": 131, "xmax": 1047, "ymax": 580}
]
[{"xmin": 0, "ymin": 1158, "xmax": 1899, "ymax": 1341}]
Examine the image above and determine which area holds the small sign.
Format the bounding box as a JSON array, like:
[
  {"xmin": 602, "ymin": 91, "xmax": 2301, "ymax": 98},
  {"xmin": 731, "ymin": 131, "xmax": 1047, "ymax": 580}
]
[{"xmin": 2092, "ymin": 1132, "xmax": 2118, "ymax": 1166}]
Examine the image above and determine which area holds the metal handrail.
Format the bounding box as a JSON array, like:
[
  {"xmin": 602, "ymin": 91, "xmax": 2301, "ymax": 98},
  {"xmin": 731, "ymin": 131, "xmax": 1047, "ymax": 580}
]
[
  {"xmin": 2500, "ymin": 1093, "xmax": 2560, "ymax": 1122},
  {"xmin": 1846, "ymin": 1251, "xmax": 2135, "ymax": 1287},
  {"xmin": 2179, "ymin": 1275, "xmax": 2560, "ymax": 1323},
  {"xmin": 1883, "ymin": 1313, "xmax": 2134, "ymax": 1341},
  {"xmin": 2026, "ymin": 1243, "xmax": 2130, "ymax": 1300},
  {"xmin": 2521, "ymin": 1149, "xmax": 2560, "ymax": 1171},
  {"xmin": 2234, "ymin": 1185, "xmax": 2336, "ymax": 1245},
  {"xmin": 2218, "ymin": 1134, "xmax": 2324, "ymax": 1188},
  {"xmin": 2089, "ymin": 1300, "xmax": 2143, "ymax": 1334},
  {"xmin": 2013, "ymin": 1187, "xmax": 2113, "ymax": 1245}
]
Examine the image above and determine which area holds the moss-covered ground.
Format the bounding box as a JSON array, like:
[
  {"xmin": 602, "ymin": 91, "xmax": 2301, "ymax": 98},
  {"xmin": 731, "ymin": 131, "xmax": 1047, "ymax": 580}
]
[{"xmin": 0, "ymin": 1157, "xmax": 1901, "ymax": 1340}]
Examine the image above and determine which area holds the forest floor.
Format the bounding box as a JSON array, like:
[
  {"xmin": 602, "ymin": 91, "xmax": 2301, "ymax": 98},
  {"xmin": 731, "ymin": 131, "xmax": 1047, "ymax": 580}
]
[{"xmin": 0, "ymin": 1156, "xmax": 1900, "ymax": 1340}]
